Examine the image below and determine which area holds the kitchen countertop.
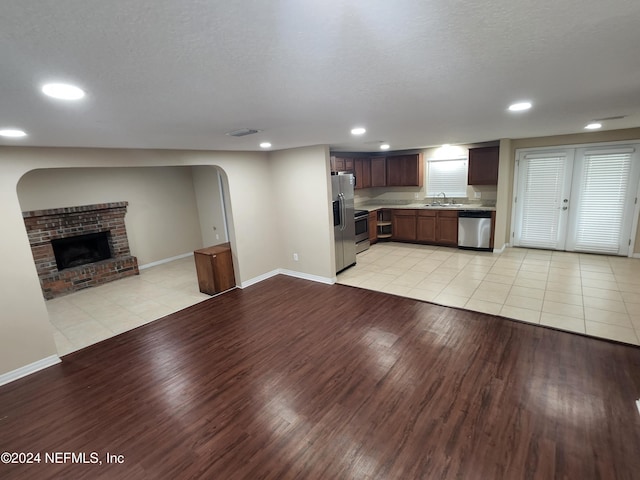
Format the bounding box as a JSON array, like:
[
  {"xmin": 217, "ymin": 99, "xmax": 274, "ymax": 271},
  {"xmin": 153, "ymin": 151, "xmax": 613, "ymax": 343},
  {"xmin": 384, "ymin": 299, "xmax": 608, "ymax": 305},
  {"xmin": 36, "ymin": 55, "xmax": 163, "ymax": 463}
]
[{"xmin": 359, "ymin": 203, "xmax": 496, "ymax": 212}]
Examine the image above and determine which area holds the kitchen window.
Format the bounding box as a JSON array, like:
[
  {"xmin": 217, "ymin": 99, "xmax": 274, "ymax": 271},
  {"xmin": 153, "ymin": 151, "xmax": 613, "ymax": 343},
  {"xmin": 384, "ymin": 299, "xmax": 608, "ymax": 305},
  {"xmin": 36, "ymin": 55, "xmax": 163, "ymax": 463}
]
[{"xmin": 426, "ymin": 158, "xmax": 468, "ymax": 197}]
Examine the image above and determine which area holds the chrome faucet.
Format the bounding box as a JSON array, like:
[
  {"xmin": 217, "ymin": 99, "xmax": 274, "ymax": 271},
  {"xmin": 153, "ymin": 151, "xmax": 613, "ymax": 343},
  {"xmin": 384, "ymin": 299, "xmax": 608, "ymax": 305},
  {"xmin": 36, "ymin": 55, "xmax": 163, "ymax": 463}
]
[{"xmin": 436, "ymin": 192, "xmax": 447, "ymax": 205}]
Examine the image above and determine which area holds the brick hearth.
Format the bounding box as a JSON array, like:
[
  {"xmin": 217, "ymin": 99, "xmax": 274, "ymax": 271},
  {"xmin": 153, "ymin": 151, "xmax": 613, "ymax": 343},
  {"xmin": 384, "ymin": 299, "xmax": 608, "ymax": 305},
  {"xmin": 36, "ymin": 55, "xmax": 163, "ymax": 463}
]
[{"xmin": 23, "ymin": 202, "xmax": 139, "ymax": 299}]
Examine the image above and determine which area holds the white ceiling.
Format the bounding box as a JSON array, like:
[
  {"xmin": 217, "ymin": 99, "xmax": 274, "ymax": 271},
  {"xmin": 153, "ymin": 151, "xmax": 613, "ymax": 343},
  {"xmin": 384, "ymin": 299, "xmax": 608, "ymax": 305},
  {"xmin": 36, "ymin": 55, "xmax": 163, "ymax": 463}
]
[{"xmin": 1, "ymin": 1, "xmax": 639, "ymax": 152}]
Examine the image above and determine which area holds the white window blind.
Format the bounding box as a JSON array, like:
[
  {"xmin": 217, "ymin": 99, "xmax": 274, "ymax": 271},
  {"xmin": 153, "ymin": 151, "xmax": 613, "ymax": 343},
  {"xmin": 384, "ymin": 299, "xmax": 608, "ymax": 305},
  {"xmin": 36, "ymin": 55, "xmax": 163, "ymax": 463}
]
[
  {"xmin": 519, "ymin": 155, "xmax": 566, "ymax": 248},
  {"xmin": 573, "ymin": 150, "xmax": 632, "ymax": 254},
  {"xmin": 426, "ymin": 158, "xmax": 468, "ymax": 197}
]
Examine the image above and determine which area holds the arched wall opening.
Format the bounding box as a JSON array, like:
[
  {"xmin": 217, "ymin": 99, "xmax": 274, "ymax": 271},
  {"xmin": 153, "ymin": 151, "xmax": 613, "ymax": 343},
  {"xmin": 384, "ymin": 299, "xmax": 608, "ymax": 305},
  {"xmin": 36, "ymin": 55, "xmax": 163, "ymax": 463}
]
[{"xmin": 16, "ymin": 164, "xmax": 238, "ymax": 355}]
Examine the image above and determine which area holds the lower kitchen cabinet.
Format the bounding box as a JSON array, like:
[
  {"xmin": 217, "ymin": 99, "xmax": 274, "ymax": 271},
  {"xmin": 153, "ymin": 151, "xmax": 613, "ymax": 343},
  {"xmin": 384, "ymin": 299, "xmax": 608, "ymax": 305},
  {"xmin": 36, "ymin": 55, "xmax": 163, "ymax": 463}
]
[
  {"xmin": 391, "ymin": 210, "xmax": 417, "ymax": 241},
  {"xmin": 417, "ymin": 211, "xmax": 436, "ymax": 242},
  {"xmin": 368, "ymin": 211, "xmax": 378, "ymax": 243},
  {"xmin": 391, "ymin": 209, "xmax": 460, "ymax": 246},
  {"xmin": 377, "ymin": 209, "xmax": 393, "ymax": 240},
  {"xmin": 436, "ymin": 210, "xmax": 459, "ymax": 246}
]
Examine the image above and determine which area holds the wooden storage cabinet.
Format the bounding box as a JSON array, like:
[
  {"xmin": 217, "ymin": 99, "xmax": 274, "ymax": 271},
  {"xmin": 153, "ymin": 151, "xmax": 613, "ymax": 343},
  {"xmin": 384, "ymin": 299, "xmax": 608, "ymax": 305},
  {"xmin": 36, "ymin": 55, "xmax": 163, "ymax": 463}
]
[
  {"xmin": 417, "ymin": 210, "xmax": 436, "ymax": 242},
  {"xmin": 194, "ymin": 243, "xmax": 236, "ymax": 295},
  {"xmin": 386, "ymin": 154, "xmax": 424, "ymax": 187},
  {"xmin": 468, "ymin": 146, "xmax": 499, "ymax": 185},
  {"xmin": 331, "ymin": 156, "xmax": 354, "ymax": 173},
  {"xmin": 392, "ymin": 210, "xmax": 417, "ymax": 241},
  {"xmin": 354, "ymin": 158, "xmax": 371, "ymax": 189},
  {"xmin": 330, "ymin": 152, "xmax": 422, "ymax": 187},
  {"xmin": 391, "ymin": 209, "xmax": 459, "ymax": 246},
  {"xmin": 370, "ymin": 157, "xmax": 387, "ymax": 187},
  {"xmin": 368, "ymin": 210, "xmax": 378, "ymax": 243},
  {"xmin": 436, "ymin": 210, "xmax": 458, "ymax": 246},
  {"xmin": 376, "ymin": 209, "xmax": 392, "ymax": 240}
]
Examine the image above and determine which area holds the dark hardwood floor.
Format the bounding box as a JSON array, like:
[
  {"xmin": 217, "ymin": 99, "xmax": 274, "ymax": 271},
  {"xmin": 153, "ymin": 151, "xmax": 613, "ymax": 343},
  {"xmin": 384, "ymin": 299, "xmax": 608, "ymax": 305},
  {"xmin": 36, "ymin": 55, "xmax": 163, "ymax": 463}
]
[{"xmin": 1, "ymin": 275, "xmax": 639, "ymax": 479}]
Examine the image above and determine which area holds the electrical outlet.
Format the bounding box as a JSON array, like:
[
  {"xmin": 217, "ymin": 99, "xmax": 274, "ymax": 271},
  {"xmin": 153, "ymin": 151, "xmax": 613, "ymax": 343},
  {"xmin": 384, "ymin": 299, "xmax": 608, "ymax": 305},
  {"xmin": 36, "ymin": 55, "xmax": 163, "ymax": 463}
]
[
  {"xmin": 474, "ymin": 192, "xmax": 482, "ymax": 199},
  {"xmin": 414, "ymin": 193, "xmax": 420, "ymax": 199},
  {"xmin": 215, "ymin": 234, "xmax": 219, "ymax": 240},
  {"xmin": 293, "ymin": 253, "xmax": 299, "ymax": 261}
]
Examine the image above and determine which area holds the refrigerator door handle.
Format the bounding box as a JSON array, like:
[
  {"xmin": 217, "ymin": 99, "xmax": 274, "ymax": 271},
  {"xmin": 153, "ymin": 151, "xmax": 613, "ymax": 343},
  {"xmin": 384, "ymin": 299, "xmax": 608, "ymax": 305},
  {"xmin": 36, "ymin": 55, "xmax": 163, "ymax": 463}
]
[{"xmin": 339, "ymin": 193, "xmax": 346, "ymax": 231}]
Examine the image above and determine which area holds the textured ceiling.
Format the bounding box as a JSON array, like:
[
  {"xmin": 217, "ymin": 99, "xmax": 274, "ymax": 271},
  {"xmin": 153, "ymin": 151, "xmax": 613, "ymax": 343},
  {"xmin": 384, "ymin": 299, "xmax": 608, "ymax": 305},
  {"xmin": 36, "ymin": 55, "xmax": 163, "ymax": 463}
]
[{"xmin": 1, "ymin": 1, "xmax": 639, "ymax": 152}]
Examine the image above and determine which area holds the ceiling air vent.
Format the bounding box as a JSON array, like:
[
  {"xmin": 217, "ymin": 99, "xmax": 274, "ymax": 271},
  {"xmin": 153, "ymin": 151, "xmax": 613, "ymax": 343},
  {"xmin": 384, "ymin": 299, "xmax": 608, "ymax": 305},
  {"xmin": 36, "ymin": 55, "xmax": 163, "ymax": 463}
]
[
  {"xmin": 593, "ymin": 115, "xmax": 626, "ymax": 121},
  {"xmin": 226, "ymin": 128, "xmax": 261, "ymax": 137}
]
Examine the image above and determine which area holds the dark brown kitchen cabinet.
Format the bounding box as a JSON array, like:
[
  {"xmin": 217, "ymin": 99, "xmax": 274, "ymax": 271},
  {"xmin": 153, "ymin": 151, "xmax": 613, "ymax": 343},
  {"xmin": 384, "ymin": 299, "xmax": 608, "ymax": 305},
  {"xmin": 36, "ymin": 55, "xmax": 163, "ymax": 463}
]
[
  {"xmin": 331, "ymin": 156, "xmax": 354, "ymax": 173},
  {"xmin": 391, "ymin": 210, "xmax": 417, "ymax": 241},
  {"xmin": 417, "ymin": 210, "xmax": 437, "ymax": 242},
  {"xmin": 368, "ymin": 211, "xmax": 378, "ymax": 243},
  {"xmin": 468, "ymin": 146, "xmax": 499, "ymax": 185},
  {"xmin": 370, "ymin": 157, "xmax": 387, "ymax": 187},
  {"xmin": 391, "ymin": 209, "xmax": 458, "ymax": 246},
  {"xmin": 386, "ymin": 154, "xmax": 424, "ymax": 187},
  {"xmin": 436, "ymin": 210, "xmax": 459, "ymax": 246},
  {"xmin": 354, "ymin": 158, "xmax": 371, "ymax": 189}
]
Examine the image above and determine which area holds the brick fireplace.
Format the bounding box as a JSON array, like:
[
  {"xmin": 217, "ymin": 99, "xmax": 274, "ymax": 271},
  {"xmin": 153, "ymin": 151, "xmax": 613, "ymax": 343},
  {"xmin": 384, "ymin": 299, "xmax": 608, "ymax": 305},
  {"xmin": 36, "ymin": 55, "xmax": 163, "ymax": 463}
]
[{"xmin": 23, "ymin": 202, "xmax": 139, "ymax": 299}]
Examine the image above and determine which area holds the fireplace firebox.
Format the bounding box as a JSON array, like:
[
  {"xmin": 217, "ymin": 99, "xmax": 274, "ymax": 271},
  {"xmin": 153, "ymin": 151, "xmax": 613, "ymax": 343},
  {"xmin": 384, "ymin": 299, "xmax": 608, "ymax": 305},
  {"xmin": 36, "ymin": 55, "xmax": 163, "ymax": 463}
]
[{"xmin": 52, "ymin": 231, "xmax": 112, "ymax": 270}]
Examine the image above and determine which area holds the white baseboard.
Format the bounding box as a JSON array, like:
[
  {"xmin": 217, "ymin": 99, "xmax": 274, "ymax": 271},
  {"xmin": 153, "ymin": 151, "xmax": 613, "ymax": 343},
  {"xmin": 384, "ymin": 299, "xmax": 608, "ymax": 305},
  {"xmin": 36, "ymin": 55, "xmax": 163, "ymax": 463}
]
[
  {"xmin": 240, "ymin": 269, "xmax": 334, "ymax": 289},
  {"xmin": 139, "ymin": 252, "xmax": 193, "ymax": 270},
  {"xmin": 279, "ymin": 269, "xmax": 334, "ymax": 285},
  {"xmin": 632, "ymin": 253, "xmax": 640, "ymax": 259},
  {"xmin": 0, "ymin": 355, "xmax": 61, "ymax": 387},
  {"xmin": 493, "ymin": 243, "xmax": 507, "ymax": 254},
  {"xmin": 240, "ymin": 269, "xmax": 281, "ymax": 288}
]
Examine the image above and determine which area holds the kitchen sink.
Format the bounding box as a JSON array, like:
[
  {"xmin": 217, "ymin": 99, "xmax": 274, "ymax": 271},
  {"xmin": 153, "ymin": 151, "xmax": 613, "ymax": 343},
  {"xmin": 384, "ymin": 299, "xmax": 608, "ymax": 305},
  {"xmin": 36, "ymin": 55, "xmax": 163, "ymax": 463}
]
[{"xmin": 424, "ymin": 203, "xmax": 464, "ymax": 207}]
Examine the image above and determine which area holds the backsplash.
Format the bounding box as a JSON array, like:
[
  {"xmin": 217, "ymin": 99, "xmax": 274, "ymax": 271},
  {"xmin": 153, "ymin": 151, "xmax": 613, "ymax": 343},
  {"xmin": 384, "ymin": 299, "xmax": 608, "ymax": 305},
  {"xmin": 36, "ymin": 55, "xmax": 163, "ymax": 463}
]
[{"xmin": 355, "ymin": 185, "xmax": 497, "ymax": 207}]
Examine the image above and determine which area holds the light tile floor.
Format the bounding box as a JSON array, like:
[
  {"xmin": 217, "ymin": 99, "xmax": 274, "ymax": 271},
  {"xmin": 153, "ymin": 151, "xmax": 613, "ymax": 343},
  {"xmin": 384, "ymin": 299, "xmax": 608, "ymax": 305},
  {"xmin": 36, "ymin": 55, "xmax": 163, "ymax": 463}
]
[
  {"xmin": 47, "ymin": 256, "xmax": 213, "ymax": 356},
  {"xmin": 338, "ymin": 242, "xmax": 640, "ymax": 346}
]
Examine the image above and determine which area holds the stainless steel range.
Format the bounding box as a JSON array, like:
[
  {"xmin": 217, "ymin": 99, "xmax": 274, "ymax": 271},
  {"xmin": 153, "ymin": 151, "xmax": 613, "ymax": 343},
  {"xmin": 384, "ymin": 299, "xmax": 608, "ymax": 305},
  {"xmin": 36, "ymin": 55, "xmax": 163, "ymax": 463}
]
[{"xmin": 355, "ymin": 209, "xmax": 370, "ymax": 254}]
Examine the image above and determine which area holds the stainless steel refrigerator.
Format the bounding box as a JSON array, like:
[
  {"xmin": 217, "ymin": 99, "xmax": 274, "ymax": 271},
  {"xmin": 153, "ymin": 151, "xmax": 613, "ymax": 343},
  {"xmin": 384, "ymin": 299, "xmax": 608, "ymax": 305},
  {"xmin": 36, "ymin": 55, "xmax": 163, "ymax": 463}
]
[{"xmin": 332, "ymin": 173, "xmax": 356, "ymax": 273}]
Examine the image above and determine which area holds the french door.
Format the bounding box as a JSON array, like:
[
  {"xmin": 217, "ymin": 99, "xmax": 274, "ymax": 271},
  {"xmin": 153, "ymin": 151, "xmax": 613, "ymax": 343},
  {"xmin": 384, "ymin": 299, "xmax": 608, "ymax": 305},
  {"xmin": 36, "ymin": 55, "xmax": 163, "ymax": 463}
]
[{"xmin": 513, "ymin": 143, "xmax": 640, "ymax": 256}]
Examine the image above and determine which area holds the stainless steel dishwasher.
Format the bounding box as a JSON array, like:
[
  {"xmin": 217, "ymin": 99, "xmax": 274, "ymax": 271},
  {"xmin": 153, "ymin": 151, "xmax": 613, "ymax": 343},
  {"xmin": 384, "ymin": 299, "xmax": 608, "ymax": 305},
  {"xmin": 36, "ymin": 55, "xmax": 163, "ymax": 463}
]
[{"xmin": 458, "ymin": 210, "xmax": 492, "ymax": 251}]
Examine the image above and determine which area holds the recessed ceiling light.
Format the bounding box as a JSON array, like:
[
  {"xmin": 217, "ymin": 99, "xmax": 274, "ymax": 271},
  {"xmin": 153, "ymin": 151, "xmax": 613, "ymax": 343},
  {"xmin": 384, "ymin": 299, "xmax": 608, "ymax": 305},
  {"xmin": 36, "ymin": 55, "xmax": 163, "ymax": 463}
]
[
  {"xmin": 42, "ymin": 83, "xmax": 85, "ymax": 100},
  {"xmin": 0, "ymin": 128, "xmax": 27, "ymax": 138},
  {"xmin": 380, "ymin": 144, "xmax": 390, "ymax": 150},
  {"xmin": 351, "ymin": 127, "xmax": 366, "ymax": 135},
  {"xmin": 585, "ymin": 123, "xmax": 602, "ymax": 130},
  {"xmin": 259, "ymin": 142, "xmax": 272, "ymax": 148},
  {"xmin": 508, "ymin": 101, "xmax": 532, "ymax": 112}
]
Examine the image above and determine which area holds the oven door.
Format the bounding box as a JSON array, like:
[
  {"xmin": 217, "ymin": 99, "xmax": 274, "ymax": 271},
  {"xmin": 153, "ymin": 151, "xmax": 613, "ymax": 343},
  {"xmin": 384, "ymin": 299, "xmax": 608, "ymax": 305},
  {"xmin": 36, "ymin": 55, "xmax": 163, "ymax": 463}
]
[
  {"xmin": 355, "ymin": 214, "xmax": 370, "ymax": 253},
  {"xmin": 355, "ymin": 215, "xmax": 368, "ymax": 242}
]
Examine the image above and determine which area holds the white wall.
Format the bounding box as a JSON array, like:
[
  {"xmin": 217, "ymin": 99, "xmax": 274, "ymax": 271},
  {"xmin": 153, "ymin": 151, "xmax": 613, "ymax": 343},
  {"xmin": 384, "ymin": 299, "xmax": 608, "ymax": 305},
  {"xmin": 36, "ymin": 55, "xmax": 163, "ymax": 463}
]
[
  {"xmin": 17, "ymin": 167, "xmax": 204, "ymax": 265},
  {"xmin": 268, "ymin": 145, "xmax": 335, "ymax": 281},
  {"xmin": 0, "ymin": 146, "xmax": 283, "ymax": 378},
  {"xmin": 191, "ymin": 166, "xmax": 228, "ymax": 248}
]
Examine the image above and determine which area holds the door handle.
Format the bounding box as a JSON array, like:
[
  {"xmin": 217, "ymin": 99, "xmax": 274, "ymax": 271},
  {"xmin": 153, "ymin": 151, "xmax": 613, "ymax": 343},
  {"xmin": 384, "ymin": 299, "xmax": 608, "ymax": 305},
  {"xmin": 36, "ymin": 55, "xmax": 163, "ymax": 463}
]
[{"xmin": 562, "ymin": 206, "xmax": 568, "ymax": 210}]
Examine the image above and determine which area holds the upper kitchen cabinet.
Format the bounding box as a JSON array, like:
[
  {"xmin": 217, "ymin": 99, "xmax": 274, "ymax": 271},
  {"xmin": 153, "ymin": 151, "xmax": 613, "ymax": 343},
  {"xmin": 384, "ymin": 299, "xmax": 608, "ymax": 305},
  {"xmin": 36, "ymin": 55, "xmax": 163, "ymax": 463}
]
[
  {"xmin": 386, "ymin": 153, "xmax": 424, "ymax": 187},
  {"xmin": 468, "ymin": 146, "xmax": 499, "ymax": 185},
  {"xmin": 331, "ymin": 156, "xmax": 354, "ymax": 173},
  {"xmin": 370, "ymin": 157, "xmax": 387, "ymax": 187},
  {"xmin": 354, "ymin": 158, "xmax": 371, "ymax": 189}
]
